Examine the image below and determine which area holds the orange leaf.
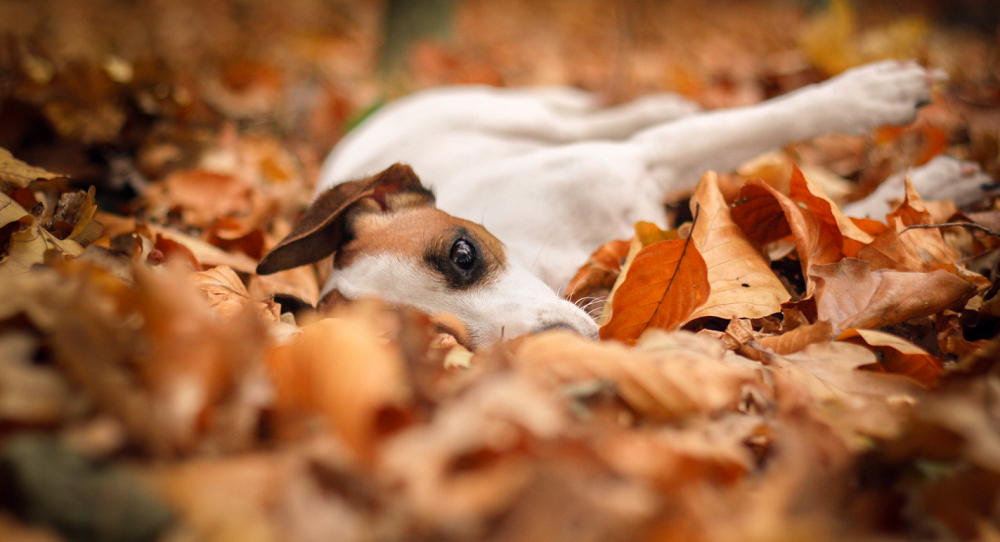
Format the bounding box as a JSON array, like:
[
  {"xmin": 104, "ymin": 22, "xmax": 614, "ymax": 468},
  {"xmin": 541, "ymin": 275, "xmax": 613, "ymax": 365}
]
[
  {"xmin": 838, "ymin": 328, "xmax": 943, "ymax": 387},
  {"xmin": 266, "ymin": 303, "xmax": 412, "ymax": 463},
  {"xmin": 732, "ymin": 178, "xmax": 842, "ymax": 278},
  {"xmin": 787, "ymin": 165, "xmax": 873, "ymax": 257},
  {"xmin": 599, "ymin": 235, "xmax": 709, "ymax": 343},
  {"xmin": 564, "ymin": 239, "xmax": 630, "ymax": 304},
  {"xmin": 755, "ymin": 321, "xmax": 835, "ymax": 356}
]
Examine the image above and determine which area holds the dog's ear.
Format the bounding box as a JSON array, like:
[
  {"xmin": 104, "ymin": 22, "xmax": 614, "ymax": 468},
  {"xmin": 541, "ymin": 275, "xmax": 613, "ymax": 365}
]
[{"xmin": 256, "ymin": 163, "xmax": 434, "ymax": 275}]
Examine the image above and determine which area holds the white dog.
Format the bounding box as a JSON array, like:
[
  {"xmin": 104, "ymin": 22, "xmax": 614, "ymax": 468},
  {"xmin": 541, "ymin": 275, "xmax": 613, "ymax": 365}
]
[{"xmin": 257, "ymin": 61, "xmax": 991, "ymax": 348}]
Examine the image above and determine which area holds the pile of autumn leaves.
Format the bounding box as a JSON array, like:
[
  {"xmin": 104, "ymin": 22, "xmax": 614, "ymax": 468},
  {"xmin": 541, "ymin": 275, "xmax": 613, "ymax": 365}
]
[
  {"xmin": 579, "ymin": 166, "xmax": 989, "ymax": 377},
  {"xmin": 3, "ymin": 143, "xmax": 1000, "ymax": 542}
]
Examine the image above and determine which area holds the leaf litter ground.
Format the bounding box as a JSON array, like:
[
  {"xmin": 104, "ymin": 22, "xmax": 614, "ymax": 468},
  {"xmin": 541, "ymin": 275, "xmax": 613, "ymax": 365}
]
[{"xmin": 2, "ymin": 0, "xmax": 1000, "ymax": 541}]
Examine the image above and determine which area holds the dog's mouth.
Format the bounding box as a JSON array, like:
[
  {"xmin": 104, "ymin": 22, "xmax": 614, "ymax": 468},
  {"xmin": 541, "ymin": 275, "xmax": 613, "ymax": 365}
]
[{"xmin": 533, "ymin": 322, "xmax": 578, "ymax": 334}]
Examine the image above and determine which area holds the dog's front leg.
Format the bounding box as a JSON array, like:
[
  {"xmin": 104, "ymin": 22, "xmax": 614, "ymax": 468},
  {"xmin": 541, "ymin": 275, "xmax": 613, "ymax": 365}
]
[{"xmin": 632, "ymin": 61, "xmax": 934, "ymax": 194}]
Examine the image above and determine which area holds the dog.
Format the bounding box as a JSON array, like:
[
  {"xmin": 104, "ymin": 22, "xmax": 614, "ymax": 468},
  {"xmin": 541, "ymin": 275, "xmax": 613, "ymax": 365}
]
[{"xmin": 257, "ymin": 61, "xmax": 992, "ymax": 349}]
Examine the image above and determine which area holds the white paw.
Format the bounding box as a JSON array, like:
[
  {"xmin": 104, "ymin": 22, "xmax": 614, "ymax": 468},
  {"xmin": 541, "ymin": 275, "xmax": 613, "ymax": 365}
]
[
  {"xmin": 819, "ymin": 60, "xmax": 936, "ymax": 134},
  {"xmin": 907, "ymin": 155, "xmax": 996, "ymax": 207},
  {"xmin": 842, "ymin": 155, "xmax": 996, "ymax": 219}
]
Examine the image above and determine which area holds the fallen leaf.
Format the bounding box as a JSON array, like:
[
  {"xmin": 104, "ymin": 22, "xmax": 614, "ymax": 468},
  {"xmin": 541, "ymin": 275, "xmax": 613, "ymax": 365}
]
[
  {"xmin": 598, "ymin": 233, "xmax": 708, "ymax": 342},
  {"xmin": 838, "ymin": 328, "xmax": 943, "ymax": 387},
  {"xmin": 514, "ymin": 330, "xmax": 767, "ymax": 422},
  {"xmin": 857, "ymin": 177, "xmax": 959, "ymax": 272},
  {"xmin": 771, "ymin": 341, "xmax": 921, "ymax": 442},
  {"xmin": 755, "ymin": 321, "xmax": 835, "ymax": 357},
  {"xmin": 0, "ymin": 147, "xmax": 64, "ymax": 190},
  {"xmin": 687, "ymin": 171, "xmax": 790, "ymax": 322},
  {"xmin": 193, "ymin": 265, "xmax": 280, "ymax": 323},
  {"xmin": 564, "ymin": 239, "xmax": 630, "ymax": 304},
  {"xmin": 597, "ymin": 415, "xmax": 767, "ymax": 491},
  {"xmin": 0, "ymin": 332, "xmax": 72, "ymax": 426},
  {"xmin": 810, "ymin": 258, "xmax": 977, "ymax": 333},
  {"xmin": 153, "ymin": 455, "xmax": 286, "ymax": 542},
  {"xmin": 732, "ymin": 178, "xmax": 842, "ymax": 281},
  {"xmin": 787, "ymin": 165, "xmax": 873, "ymax": 257},
  {"xmin": 147, "ymin": 224, "xmax": 259, "ymax": 273},
  {"xmin": 0, "ymin": 194, "xmax": 84, "ymax": 277},
  {"xmin": 266, "ymin": 303, "xmax": 412, "ymax": 462}
]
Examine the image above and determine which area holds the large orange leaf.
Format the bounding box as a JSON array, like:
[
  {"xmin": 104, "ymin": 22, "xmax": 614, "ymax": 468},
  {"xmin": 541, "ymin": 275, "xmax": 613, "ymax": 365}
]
[
  {"xmin": 599, "ymin": 234, "xmax": 709, "ymax": 343},
  {"xmin": 687, "ymin": 172, "xmax": 790, "ymax": 321}
]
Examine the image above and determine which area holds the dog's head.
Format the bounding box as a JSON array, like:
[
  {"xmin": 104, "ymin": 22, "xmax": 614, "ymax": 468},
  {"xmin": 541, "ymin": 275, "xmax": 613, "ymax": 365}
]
[{"xmin": 257, "ymin": 163, "xmax": 598, "ymax": 349}]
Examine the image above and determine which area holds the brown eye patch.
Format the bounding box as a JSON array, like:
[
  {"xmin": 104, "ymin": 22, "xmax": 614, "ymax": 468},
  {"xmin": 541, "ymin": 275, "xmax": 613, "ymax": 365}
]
[{"xmin": 425, "ymin": 227, "xmax": 498, "ymax": 289}]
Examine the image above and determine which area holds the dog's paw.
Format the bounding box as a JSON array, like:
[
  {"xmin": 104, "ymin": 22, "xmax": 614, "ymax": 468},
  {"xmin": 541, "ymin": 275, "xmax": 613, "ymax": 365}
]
[
  {"xmin": 843, "ymin": 155, "xmax": 996, "ymax": 219},
  {"xmin": 906, "ymin": 155, "xmax": 996, "ymax": 207},
  {"xmin": 818, "ymin": 60, "xmax": 937, "ymax": 134}
]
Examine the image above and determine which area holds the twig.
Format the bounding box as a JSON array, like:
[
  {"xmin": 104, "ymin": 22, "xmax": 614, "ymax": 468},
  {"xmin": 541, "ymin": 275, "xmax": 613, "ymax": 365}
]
[{"xmin": 901, "ymin": 222, "xmax": 1000, "ymax": 239}]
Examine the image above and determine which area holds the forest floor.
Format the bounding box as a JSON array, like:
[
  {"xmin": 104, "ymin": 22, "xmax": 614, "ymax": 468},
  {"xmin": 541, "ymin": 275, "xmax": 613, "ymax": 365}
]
[{"xmin": 2, "ymin": 0, "xmax": 1000, "ymax": 541}]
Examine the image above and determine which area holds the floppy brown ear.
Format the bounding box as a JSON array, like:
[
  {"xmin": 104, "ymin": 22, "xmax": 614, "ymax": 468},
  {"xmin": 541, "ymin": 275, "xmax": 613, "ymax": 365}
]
[{"xmin": 256, "ymin": 163, "xmax": 433, "ymax": 275}]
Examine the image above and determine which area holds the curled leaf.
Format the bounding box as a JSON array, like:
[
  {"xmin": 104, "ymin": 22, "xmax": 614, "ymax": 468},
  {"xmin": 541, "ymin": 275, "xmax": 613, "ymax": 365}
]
[{"xmin": 687, "ymin": 171, "xmax": 790, "ymax": 321}]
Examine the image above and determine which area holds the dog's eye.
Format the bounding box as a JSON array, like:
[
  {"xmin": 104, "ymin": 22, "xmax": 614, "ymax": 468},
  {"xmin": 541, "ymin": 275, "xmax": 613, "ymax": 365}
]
[{"xmin": 450, "ymin": 239, "xmax": 476, "ymax": 271}]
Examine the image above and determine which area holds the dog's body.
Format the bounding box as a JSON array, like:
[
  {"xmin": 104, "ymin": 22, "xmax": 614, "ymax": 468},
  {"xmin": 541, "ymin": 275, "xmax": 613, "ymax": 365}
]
[{"xmin": 259, "ymin": 61, "xmax": 991, "ymax": 348}]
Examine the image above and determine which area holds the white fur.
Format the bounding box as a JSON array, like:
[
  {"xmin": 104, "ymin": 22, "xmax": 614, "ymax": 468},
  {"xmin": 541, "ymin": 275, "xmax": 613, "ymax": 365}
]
[
  {"xmin": 323, "ymin": 252, "xmax": 599, "ymax": 346},
  {"xmin": 314, "ymin": 60, "xmax": 992, "ymax": 345},
  {"xmin": 842, "ymin": 154, "xmax": 994, "ymax": 219}
]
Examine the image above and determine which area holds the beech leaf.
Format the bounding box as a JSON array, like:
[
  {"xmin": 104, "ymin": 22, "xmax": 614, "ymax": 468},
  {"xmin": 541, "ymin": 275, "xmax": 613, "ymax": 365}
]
[
  {"xmin": 837, "ymin": 328, "xmax": 943, "ymax": 387},
  {"xmin": 0, "ymin": 194, "xmax": 83, "ymax": 277},
  {"xmin": 810, "ymin": 258, "xmax": 977, "ymax": 333},
  {"xmin": 0, "ymin": 147, "xmax": 63, "ymax": 190},
  {"xmin": 687, "ymin": 171, "xmax": 790, "ymax": 321},
  {"xmin": 599, "ymin": 234, "xmax": 709, "ymax": 343}
]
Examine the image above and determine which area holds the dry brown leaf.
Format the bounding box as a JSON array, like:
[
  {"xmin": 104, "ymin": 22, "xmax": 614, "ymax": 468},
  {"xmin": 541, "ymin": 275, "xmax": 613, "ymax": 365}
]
[
  {"xmin": 564, "ymin": 239, "xmax": 630, "ymax": 304},
  {"xmin": 687, "ymin": 171, "xmax": 790, "ymax": 321},
  {"xmin": 732, "ymin": 178, "xmax": 842, "ymax": 281},
  {"xmin": 144, "ymin": 169, "xmax": 260, "ymax": 230},
  {"xmin": 132, "ymin": 263, "xmax": 272, "ymax": 456},
  {"xmin": 0, "ymin": 193, "xmax": 84, "ymax": 277},
  {"xmin": 193, "ymin": 265, "xmax": 280, "ymax": 323},
  {"xmin": 755, "ymin": 321, "xmax": 835, "ymax": 357},
  {"xmin": 0, "ymin": 332, "xmax": 72, "ymax": 426},
  {"xmin": 379, "ymin": 375, "xmax": 568, "ymax": 534},
  {"xmin": 0, "ymin": 147, "xmax": 64, "ymax": 190},
  {"xmin": 147, "ymin": 224, "xmax": 259, "ymax": 273},
  {"xmin": 857, "ymin": 177, "xmax": 959, "ymax": 272},
  {"xmin": 787, "ymin": 165, "xmax": 873, "ymax": 257},
  {"xmin": 514, "ymin": 330, "xmax": 767, "ymax": 422},
  {"xmin": 266, "ymin": 303, "xmax": 412, "ymax": 462},
  {"xmin": 838, "ymin": 328, "xmax": 943, "ymax": 387},
  {"xmin": 936, "ymin": 311, "xmax": 992, "ymax": 358},
  {"xmin": 771, "ymin": 342, "xmax": 921, "ymax": 442},
  {"xmin": 599, "ymin": 233, "xmax": 708, "ymax": 342},
  {"xmin": 810, "ymin": 258, "xmax": 976, "ymax": 333},
  {"xmin": 249, "ymin": 266, "xmax": 321, "ymax": 308},
  {"xmin": 153, "ymin": 455, "xmax": 288, "ymax": 542},
  {"xmin": 597, "ymin": 415, "xmax": 768, "ymax": 491}
]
